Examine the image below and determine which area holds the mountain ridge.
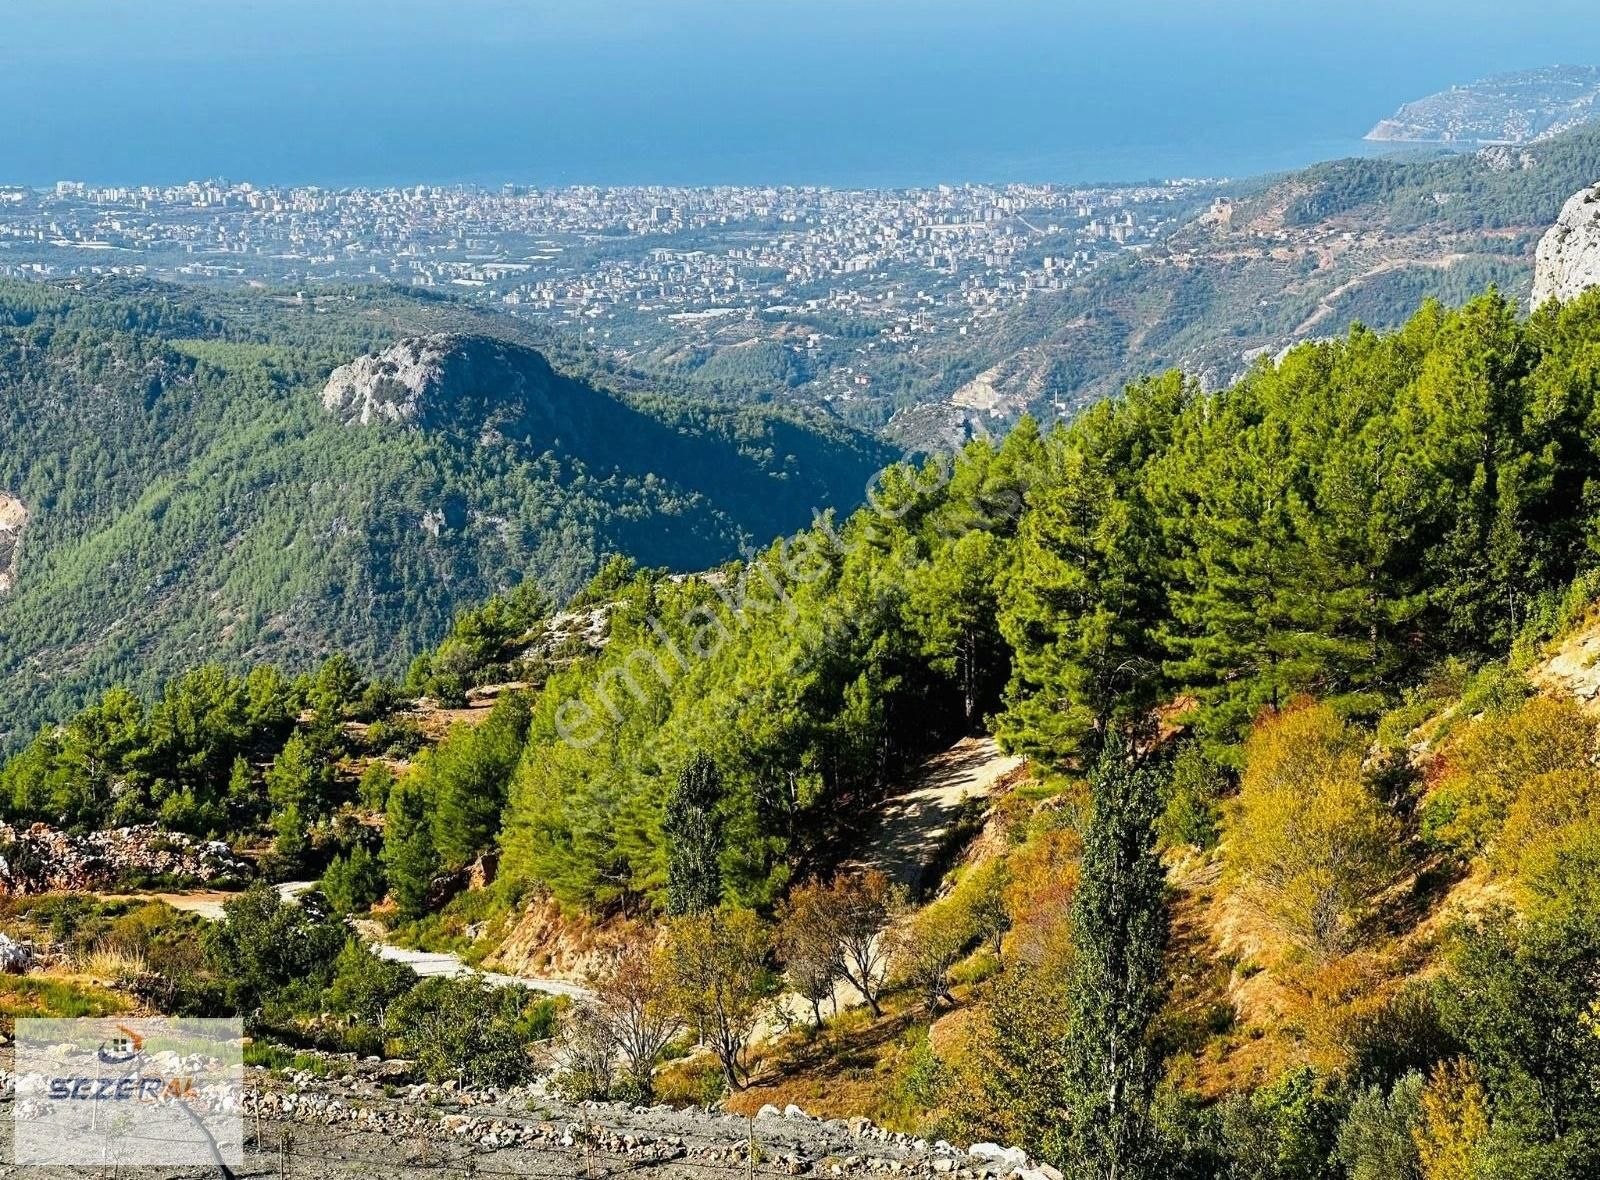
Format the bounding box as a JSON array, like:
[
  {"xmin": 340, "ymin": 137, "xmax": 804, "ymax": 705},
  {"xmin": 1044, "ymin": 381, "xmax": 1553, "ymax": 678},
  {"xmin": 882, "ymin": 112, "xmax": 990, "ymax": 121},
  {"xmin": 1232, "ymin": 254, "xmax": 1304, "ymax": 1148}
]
[{"xmin": 0, "ymin": 281, "xmax": 892, "ymax": 748}]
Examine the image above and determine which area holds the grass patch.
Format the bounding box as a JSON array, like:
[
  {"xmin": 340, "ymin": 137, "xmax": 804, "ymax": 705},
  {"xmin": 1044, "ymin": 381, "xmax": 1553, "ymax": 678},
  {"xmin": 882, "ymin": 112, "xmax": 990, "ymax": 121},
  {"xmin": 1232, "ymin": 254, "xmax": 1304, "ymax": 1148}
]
[
  {"xmin": 0, "ymin": 974, "xmax": 132, "ymax": 1021},
  {"xmin": 724, "ymin": 990, "xmax": 941, "ymax": 1129},
  {"xmin": 77, "ymin": 940, "xmax": 149, "ymax": 984},
  {"xmin": 244, "ymin": 1042, "xmax": 334, "ymax": 1076}
]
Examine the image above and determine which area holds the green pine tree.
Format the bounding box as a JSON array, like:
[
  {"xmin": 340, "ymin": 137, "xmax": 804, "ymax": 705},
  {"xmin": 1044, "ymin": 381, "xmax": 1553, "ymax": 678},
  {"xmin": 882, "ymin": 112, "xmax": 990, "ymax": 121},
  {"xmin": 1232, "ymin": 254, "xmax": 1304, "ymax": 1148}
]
[
  {"xmin": 1059, "ymin": 735, "xmax": 1170, "ymax": 1180},
  {"xmin": 382, "ymin": 775, "xmax": 439, "ymax": 920}
]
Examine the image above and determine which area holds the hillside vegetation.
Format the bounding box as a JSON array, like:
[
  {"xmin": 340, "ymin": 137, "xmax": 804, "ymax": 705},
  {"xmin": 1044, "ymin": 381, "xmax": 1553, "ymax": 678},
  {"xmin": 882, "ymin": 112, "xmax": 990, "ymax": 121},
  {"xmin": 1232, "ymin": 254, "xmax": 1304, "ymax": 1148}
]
[
  {"xmin": 7, "ymin": 287, "xmax": 1600, "ymax": 1178},
  {"xmin": 0, "ymin": 279, "xmax": 890, "ymax": 746},
  {"xmin": 915, "ymin": 122, "xmax": 1600, "ymax": 437}
]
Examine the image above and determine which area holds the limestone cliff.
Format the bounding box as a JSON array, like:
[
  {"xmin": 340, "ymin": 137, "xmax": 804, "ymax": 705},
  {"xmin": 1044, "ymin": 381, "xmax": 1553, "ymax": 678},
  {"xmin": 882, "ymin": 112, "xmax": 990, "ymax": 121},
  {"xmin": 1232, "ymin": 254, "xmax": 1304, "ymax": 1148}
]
[
  {"xmin": 1533, "ymin": 181, "xmax": 1600, "ymax": 306},
  {"xmin": 0, "ymin": 493, "xmax": 26, "ymax": 594}
]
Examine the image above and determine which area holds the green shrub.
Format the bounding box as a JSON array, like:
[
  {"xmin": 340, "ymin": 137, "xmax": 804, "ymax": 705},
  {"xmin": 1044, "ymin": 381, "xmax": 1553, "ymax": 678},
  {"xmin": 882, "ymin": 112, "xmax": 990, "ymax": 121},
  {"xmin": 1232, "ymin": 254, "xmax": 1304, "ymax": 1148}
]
[
  {"xmin": 383, "ymin": 976, "xmax": 533, "ymax": 1088},
  {"xmin": 1335, "ymin": 1073, "xmax": 1424, "ymax": 1180},
  {"xmin": 1159, "ymin": 742, "xmax": 1226, "ymax": 850},
  {"xmin": 326, "ymin": 939, "xmax": 417, "ymax": 1026},
  {"xmin": 322, "ymin": 845, "xmax": 386, "ymax": 915},
  {"xmin": 202, "ymin": 883, "xmax": 345, "ymax": 1018},
  {"xmin": 1219, "ymin": 1067, "xmax": 1347, "ymax": 1180}
]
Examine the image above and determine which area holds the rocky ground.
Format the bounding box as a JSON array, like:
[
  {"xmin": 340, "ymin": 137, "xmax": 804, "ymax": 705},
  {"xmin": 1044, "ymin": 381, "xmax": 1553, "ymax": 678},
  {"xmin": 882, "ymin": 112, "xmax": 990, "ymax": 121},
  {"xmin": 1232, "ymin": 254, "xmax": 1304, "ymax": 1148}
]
[
  {"xmin": 0, "ymin": 823, "xmax": 251, "ymax": 895},
  {"xmin": 0, "ymin": 1059, "xmax": 1055, "ymax": 1180}
]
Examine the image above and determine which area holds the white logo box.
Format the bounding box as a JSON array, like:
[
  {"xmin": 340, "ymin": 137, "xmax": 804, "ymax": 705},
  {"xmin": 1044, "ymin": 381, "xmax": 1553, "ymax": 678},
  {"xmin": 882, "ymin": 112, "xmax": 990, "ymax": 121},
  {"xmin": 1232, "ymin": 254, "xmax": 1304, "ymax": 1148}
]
[{"xmin": 13, "ymin": 1017, "xmax": 244, "ymax": 1167}]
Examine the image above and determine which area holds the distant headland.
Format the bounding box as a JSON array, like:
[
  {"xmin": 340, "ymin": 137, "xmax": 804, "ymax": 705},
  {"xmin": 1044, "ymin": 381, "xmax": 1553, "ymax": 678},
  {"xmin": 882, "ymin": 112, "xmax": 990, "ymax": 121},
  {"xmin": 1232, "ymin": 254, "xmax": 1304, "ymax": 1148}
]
[{"xmin": 1367, "ymin": 65, "xmax": 1600, "ymax": 144}]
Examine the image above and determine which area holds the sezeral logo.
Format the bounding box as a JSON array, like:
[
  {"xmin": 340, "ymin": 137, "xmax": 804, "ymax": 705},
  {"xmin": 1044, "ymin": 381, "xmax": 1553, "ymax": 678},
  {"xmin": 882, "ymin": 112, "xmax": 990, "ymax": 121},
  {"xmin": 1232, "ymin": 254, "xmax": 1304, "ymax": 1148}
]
[{"xmin": 13, "ymin": 1017, "xmax": 244, "ymax": 1167}]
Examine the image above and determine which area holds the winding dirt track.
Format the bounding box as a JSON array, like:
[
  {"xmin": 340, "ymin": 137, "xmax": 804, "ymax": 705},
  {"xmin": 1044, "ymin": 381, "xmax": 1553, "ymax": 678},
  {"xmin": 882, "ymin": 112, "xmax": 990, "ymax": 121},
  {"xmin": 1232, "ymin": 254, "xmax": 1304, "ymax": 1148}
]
[{"xmin": 133, "ymin": 882, "xmax": 594, "ymax": 1001}]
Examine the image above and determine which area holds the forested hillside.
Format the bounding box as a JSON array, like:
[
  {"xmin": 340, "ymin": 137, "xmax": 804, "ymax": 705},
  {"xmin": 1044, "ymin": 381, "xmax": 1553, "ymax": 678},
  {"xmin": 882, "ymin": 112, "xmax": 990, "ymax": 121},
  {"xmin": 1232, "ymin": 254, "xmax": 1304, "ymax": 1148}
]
[
  {"xmin": 476, "ymin": 287, "xmax": 1600, "ymax": 909},
  {"xmin": 8, "ymin": 287, "xmax": 1600, "ymax": 1179},
  {"xmin": 0, "ymin": 279, "xmax": 890, "ymax": 746}
]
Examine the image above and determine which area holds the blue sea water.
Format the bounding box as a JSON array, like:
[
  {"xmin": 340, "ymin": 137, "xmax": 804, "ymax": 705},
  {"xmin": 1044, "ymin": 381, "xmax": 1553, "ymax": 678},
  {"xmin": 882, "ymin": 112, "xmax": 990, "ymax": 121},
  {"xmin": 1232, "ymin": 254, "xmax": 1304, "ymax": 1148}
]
[{"xmin": 4, "ymin": 0, "xmax": 1600, "ymax": 189}]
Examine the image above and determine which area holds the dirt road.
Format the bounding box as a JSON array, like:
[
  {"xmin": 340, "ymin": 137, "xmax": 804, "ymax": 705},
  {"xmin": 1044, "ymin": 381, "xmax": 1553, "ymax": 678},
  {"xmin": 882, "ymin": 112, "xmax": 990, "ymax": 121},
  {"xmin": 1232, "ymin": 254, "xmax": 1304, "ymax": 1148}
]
[
  {"xmin": 130, "ymin": 882, "xmax": 593, "ymax": 1001},
  {"xmin": 863, "ymin": 735, "xmax": 1023, "ymax": 897}
]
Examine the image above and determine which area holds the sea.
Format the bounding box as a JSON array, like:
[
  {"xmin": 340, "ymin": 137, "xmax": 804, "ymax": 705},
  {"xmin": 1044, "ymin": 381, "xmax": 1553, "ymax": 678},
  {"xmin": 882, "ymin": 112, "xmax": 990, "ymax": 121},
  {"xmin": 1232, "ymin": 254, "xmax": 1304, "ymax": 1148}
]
[{"xmin": 5, "ymin": 0, "xmax": 1600, "ymax": 190}]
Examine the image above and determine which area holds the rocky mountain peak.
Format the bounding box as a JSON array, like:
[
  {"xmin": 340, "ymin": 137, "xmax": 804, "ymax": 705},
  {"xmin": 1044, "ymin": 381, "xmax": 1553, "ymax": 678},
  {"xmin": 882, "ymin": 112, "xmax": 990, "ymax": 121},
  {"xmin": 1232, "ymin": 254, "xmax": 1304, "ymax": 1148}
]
[
  {"xmin": 320, "ymin": 334, "xmax": 559, "ymax": 429},
  {"xmin": 1533, "ymin": 181, "xmax": 1600, "ymax": 306}
]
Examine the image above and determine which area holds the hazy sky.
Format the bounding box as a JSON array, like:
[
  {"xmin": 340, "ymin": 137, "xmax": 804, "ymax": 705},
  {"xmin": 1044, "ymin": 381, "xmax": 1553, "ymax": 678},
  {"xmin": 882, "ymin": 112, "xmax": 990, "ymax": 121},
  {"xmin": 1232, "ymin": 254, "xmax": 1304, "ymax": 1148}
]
[{"xmin": 6, "ymin": 1, "xmax": 1600, "ymax": 186}]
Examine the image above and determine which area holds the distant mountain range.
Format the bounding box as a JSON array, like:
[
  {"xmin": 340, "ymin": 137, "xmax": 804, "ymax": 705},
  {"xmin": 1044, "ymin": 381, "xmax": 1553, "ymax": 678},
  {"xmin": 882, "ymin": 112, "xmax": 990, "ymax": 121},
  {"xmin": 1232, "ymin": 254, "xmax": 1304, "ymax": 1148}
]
[
  {"xmin": 0, "ymin": 281, "xmax": 889, "ymax": 746},
  {"xmin": 1367, "ymin": 65, "xmax": 1600, "ymax": 144}
]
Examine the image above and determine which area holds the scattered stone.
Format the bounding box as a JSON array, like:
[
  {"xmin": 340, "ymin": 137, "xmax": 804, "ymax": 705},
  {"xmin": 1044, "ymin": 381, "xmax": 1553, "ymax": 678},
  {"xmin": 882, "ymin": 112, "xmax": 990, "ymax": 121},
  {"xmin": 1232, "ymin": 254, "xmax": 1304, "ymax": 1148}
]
[
  {"xmin": 0, "ymin": 822, "xmax": 250, "ymax": 895},
  {"xmin": 968, "ymin": 1143, "xmax": 1029, "ymax": 1170},
  {"xmin": 221, "ymin": 1053, "xmax": 1042, "ymax": 1178},
  {"xmin": 0, "ymin": 933, "xmax": 34, "ymax": 973}
]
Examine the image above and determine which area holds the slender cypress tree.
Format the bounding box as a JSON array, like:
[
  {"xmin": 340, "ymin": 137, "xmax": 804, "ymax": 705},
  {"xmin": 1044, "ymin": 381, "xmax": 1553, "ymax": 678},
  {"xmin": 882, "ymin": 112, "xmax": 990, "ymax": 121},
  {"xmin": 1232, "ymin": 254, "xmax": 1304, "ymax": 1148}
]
[
  {"xmin": 1061, "ymin": 734, "xmax": 1170, "ymax": 1180},
  {"xmin": 665, "ymin": 752, "xmax": 725, "ymax": 916}
]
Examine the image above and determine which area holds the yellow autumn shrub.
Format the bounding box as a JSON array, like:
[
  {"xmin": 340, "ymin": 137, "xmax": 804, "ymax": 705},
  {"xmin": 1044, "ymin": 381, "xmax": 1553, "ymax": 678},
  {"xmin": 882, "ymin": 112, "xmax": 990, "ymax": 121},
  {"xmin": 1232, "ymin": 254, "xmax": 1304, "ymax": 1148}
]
[
  {"xmin": 1432, "ymin": 696, "xmax": 1595, "ymax": 855},
  {"xmin": 1229, "ymin": 704, "xmax": 1402, "ymax": 956},
  {"xmin": 1496, "ymin": 767, "xmax": 1600, "ymax": 879},
  {"xmin": 1414, "ymin": 1058, "xmax": 1489, "ymax": 1180}
]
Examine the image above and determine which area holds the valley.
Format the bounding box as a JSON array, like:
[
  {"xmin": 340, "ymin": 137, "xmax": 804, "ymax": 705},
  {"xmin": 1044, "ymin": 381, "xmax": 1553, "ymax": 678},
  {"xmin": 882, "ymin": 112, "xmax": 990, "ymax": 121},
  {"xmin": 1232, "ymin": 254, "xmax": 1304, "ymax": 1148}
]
[{"xmin": 0, "ymin": 282, "xmax": 889, "ymax": 746}]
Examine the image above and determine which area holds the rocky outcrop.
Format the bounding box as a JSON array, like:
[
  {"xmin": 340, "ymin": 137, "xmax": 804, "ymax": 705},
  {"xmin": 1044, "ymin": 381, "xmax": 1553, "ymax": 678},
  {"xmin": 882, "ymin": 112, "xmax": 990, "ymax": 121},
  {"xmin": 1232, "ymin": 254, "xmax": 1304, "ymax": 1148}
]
[
  {"xmin": 0, "ymin": 823, "xmax": 251, "ymax": 894},
  {"xmin": 0, "ymin": 492, "xmax": 26, "ymax": 593},
  {"xmin": 484, "ymin": 896, "xmax": 645, "ymax": 984},
  {"xmin": 320, "ymin": 333, "xmax": 562, "ymax": 430},
  {"xmin": 1533, "ymin": 182, "xmax": 1600, "ymax": 306},
  {"xmin": 321, "ymin": 335, "xmax": 456, "ymax": 426},
  {"xmin": 0, "ymin": 932, "xmax": 35, "ymax": 973}
]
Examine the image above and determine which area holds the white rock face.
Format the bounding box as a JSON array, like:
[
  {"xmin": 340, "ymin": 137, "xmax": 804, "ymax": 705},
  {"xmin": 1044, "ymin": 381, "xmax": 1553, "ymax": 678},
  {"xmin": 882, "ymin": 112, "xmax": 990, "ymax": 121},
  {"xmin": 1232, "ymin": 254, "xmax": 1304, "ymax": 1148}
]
[
  {"xmin": 1533, "ymin": 182, "xmax": 1600, "ymax": 307},
  {"xmin": 321, "ymin": 335, "xmax": 458, "ymax": 426},
  {"xmin": 0, "ymin": 492, "xmax": 27, "ymax": 594},
  {"xmin": 0, "ymin": 932, "xmax": 33, "ymax": 973}
]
